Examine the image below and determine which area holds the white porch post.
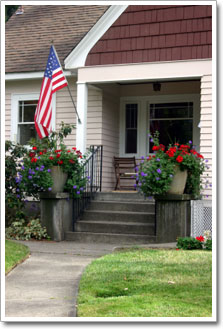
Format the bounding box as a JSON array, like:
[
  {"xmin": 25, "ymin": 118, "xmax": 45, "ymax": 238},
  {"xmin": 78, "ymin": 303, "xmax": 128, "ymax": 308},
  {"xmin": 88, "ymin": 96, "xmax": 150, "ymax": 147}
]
[{"xmin": 76, "ymin": 82, "xmax": 88, "ymax": 154}]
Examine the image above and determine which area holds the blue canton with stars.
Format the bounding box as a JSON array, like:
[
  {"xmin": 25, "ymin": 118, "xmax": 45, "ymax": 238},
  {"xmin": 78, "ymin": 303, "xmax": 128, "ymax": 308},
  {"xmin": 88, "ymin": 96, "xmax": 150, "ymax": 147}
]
[{"xmin": 44, "ymin": 46, "xmax": 60, "ymax": 79}]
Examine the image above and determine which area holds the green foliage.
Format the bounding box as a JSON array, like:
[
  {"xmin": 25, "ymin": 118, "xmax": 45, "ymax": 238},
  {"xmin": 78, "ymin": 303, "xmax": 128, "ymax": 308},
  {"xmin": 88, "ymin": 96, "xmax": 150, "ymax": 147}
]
[
  {"xmin": 205, "ymin": 239, "xmax": 212, "ymax": 251},
  {"xmin": 176, "ymin": 237, "xmax": 203, "ymax": 250},
  {"xmin": 5, "ymin": 218, "xmax": 50, "ymax": 241},
  {"xmin": 138, "ymin": 131, "xmax": 205, "ymax": 197},
  {"xmin": 5, "ymin": 141, "xmax": 27, "ymax": 226},
  {"xmin": 5, "ymin": 5, "xmax": 19, "ymax": 22}
]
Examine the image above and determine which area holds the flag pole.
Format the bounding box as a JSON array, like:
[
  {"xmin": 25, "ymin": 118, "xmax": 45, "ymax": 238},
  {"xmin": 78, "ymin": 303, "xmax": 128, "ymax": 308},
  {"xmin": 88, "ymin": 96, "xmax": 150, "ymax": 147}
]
[{"xmin": 51, "ymin": 42, "xmax": 82, "ymax": 124}]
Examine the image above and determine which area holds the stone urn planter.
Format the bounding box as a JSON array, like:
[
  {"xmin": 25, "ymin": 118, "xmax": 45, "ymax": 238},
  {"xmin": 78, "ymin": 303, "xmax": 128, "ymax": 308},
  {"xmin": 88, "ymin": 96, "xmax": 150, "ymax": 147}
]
[
  {"xmin": 50, "ymin": 166, "xmax": 68, "ymax": 193},
  {"xmin": 167, "ymin": 165, "xmax": 187, "ymax": 195}
]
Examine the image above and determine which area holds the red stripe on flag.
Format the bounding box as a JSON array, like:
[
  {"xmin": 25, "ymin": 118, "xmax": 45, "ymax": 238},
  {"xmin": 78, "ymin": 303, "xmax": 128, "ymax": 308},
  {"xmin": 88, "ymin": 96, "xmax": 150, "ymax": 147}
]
[{"xmin": 53, "ymin": 82, "xmax": 68, "ymax": 93}]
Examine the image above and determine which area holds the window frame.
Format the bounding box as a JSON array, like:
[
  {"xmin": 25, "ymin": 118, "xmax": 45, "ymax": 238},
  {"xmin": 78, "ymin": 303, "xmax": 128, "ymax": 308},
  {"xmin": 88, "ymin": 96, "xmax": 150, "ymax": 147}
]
[{"xmin": 11, "ymin": 93, "xmax": 56, "ymax": 145}]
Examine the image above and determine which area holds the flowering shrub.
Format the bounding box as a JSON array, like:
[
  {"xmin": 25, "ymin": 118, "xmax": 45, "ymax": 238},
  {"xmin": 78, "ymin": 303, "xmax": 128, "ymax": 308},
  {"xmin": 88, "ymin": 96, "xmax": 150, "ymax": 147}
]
[
  {"xmin": 177, "ymin": 231, "xmax": 212, "ymax": 250},
  {"xmin": 18, "ymin": 123, "xmax": 87, "ymax": 199},
  {"xmin": 5, "ymin": 141, "xmax": 27, "ymax": 226},
  {"xmin": 137, "ymin": 131, "xmax": 205, "ymax": 197}
]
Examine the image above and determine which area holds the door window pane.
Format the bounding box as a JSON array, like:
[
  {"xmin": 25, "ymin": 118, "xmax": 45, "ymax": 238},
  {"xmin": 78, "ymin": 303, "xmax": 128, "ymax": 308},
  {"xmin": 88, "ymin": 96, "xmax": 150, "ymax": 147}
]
[
  {"xmin": 125, "ymin": 104, "xmax": 138, "ymax": 154},
  {"xmin": 149, "ymin": 102, "xmax": 193, "ymax": 152}
]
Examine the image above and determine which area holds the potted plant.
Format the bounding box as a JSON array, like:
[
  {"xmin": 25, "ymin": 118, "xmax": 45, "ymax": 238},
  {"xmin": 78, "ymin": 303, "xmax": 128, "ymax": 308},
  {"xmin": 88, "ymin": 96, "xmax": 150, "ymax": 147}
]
[
  {"xmin": 137, "ymin": 131, "xmax": 205, "ymax": 198},
  {"xmin": 16, "ymin": 122, "xmax": 87, "ymax": 200}
]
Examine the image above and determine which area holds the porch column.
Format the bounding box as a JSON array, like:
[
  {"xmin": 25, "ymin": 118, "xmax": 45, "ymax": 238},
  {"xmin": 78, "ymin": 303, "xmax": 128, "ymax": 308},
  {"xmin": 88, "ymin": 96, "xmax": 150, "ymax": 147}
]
[{"xmin": 76, "ymin": 82, "xmax": 88, "ymax": 154}]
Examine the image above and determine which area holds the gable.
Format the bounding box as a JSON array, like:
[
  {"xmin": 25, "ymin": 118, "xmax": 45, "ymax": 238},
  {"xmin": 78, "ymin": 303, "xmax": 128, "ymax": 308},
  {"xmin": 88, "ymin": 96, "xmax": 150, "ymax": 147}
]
[{"xmin": 86, "ymin": 5, "xmax": 212, "ymax": 66}]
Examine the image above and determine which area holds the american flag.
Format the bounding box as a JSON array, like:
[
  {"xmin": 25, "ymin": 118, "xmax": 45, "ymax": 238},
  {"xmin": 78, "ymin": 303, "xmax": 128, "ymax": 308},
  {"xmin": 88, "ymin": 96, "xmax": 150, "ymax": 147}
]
[{"xmin": 34, "ymin": 46, "xmax": 68, "ymax": 138}]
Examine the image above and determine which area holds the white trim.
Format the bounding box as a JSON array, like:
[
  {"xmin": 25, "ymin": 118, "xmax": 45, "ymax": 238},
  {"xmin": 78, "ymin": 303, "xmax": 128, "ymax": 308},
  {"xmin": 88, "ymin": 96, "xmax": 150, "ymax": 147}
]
[
  {"xmin": 11, "ymin": 93, "xmax": 56, "ymax": 143},
  {"xmin": 5, "ymin": 71, "xmax": 75, "ymax": 81},
  {"xmin": 120, "ymin": 94, "xmax": 200, "ymax": 157},
  {"xmin": 76, "ymin": 83, "xmax": 88, "ymax": 153},
  {"xmin": 78, "ymin": 59, "xmax": 212, "ymax": 84},
  {"xmin": 64, "ymin": 5, "xmax": 128, "ymax": 69}
]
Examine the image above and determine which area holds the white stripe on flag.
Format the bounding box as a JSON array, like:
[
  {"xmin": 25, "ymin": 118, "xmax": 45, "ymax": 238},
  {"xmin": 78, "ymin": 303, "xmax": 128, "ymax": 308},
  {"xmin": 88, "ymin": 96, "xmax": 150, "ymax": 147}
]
[{"xmin": 52, "ymin": 80, "xmax": 67, "ymax": 91}]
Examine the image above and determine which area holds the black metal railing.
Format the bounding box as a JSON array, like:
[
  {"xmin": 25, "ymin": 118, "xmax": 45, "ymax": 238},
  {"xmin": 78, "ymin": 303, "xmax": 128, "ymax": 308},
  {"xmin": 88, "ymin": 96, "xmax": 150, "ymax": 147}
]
[{"xmin": 72, "ymin": 145, "xmax": 103, "ymax": 231}]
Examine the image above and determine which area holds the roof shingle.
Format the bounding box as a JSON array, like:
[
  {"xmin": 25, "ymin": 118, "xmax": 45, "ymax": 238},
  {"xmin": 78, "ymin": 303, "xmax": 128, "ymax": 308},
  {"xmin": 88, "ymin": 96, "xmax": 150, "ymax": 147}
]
[{"xmin": 5, "ymin": 5, "xmax": 109, "ymax": 73}]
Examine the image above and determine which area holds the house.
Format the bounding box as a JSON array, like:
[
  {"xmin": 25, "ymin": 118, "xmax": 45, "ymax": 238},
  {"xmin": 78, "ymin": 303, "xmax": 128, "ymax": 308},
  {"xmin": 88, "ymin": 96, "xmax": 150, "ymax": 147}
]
[{"xmin": 5, "ymin": 3, "xmax": 215, "ymax": 198}]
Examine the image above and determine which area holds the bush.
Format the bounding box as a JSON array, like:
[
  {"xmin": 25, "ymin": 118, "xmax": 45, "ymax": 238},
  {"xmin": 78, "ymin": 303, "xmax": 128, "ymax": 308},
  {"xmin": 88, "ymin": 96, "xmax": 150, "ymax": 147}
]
[
  {"xmin": 5, "ymin": 218, "xmax": 50, "ymax": 241},
  {"xmin": 176, "ymin": 237, "xmax": 203, "ymax": 250},
  {"xmin": 205, "ymin": 239, "xmax": 212, "ymax": 251},
  {"xmin": 5, "ymin": 141, "xmax": 27, "ymax": 226}
]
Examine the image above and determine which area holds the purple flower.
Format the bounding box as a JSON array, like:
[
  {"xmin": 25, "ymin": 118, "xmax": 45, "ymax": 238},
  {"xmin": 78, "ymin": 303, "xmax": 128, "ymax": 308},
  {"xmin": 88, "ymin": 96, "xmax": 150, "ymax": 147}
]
[
  {"xmin": 150, "ymin": 138, "xmax": 154, "ymax": 143},
  {"xmin": 133, "ymin": 184, "xmax": 137, "ymax": 188},
  {"xmin": 35, "ymin": 167, "xmax": 39, "ymax": 171},
  {"xmin": 47, "ymin": 169, "xmax": 51, "ymax": 173},
  {"xmin": 209, "ymin": 184, "xmax": 212, "ymax": 187},
  {"xmin": 16, "ymin": 194, "xmax": 20, "ymax": 198},
  {"xmin": 40, "ymin": 168, "xmax": 43, "ymax": 171},
  {"xmin": 80, "ymin": 187, "xmax": 84, "ymax": 191},
  {"xmin": 16, "ymin": 188, "xmax": 20, "ymax": 192},
  {"xmin": 189, "ymin": 140, "xmax": 192, "ymax": 144},
  {"xmin": 156, "ymin": 158, "xmax": 160, "ymax": 162},
  {"xmin": 28, "ymin": 175, "xmax": 32, "ymax": 179},
  {"xmin": 21, "ymin": 165, "xmax": 25, "ymax": 170},
  {"xmin": 169, "ymin": 174, "xmax": 173, "ymax": 178},
  {"xmin": 157, "ymin": 168, "xmax": 162, "ymax": 174},
  {"xmin": 77, "ymin": 191, "xmax": 80, "ymax": 195},
  {"xmin": 141, "ymin": 172, "xmax": 146, "ymax": 176},
  {"xmin": 135, "ymin": 166, "xmax": 139, "ymax": 172},
  {"xmin": 156, "ymin": 177, "xmax": 160, "ymax": 181},
  {"xmin": 31, "ymin": 171, "xmax": 35, "ymax": 175},
  {"xmin": 48, "ymin": 187, "xmax": 52, "ymax": 191},
  {"xmin": 141, "ymin": 156, "xmax": 145, "ymax": 160},
  {"xmin": 73, "ymin": 185, "xmax": 77, "ymax": 189},
  {"xmin": 205, "ymin": 159, "xmax": 209, "ymax": 163}
]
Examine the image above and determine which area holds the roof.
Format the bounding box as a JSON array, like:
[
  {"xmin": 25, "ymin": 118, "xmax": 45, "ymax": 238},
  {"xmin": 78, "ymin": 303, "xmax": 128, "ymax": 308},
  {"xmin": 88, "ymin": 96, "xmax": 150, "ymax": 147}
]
[{"xmin": 5, "ymin": 5, "xmax": 109, "ymax": 73}]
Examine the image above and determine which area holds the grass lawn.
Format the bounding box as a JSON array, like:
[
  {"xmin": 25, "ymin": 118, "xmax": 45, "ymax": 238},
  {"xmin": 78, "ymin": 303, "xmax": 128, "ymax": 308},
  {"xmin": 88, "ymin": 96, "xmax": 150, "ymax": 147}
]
[
  {"xmin": 77, "ymin": 248, "xmax": 212, "ymax": 317},
  {"xmin": 5, "ymin": 240, "xmax": 30, "ymax": 274}
]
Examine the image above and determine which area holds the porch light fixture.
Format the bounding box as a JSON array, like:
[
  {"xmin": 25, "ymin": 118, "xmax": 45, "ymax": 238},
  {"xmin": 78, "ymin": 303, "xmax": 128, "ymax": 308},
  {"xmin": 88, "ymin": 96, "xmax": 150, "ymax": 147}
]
[{"xmin": 153, "ymin": 82, "xmax": 161, "ymax": 92}]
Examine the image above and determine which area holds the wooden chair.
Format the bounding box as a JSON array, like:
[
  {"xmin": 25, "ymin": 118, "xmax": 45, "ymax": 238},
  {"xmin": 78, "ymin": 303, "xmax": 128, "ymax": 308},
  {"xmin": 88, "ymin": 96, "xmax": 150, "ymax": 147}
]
[{"xmin": 114, "ymin": 157, "xmax": 137, "ymax": 190}]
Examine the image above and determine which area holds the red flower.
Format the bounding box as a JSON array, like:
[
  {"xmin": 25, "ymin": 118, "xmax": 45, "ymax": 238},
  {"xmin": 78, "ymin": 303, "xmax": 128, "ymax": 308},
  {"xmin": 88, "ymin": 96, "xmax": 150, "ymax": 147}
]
[
  {"xmin": 69, "ymin": 159, "xmax": 75, "ymax": 164},
  {"xmin": 43, "ymin": 149, "xmax": 47, "ymax": 153},
  {"xmin": 31, "ymin": 158, "xmax": 37, "ymax": 163},
  {"xmin": 166, "ymin": 150, "xmax": 174, "ymax": 157},
  {"xmin": 72, "ymin": 147, "xmax": 76, "ymax": 151},
  {"xmin": 152, "ymin": 146, "xmax": 160, "ymax": 151},
  {"xmin": 39, "ymin": 152, "xmax": 43, "ymax": 155},
  {"xmin": 159, "ymin": 144, "xmax": 165, "ymax": 151},
  {"xmin": 49, "ymin": 156, "xmax": 54, "ymax": 160},
  {"xmin": 56, "ymin": 154, "xmax": 61, "ymax": 158},
  {"xmin": 79, "ymin": 155, "xmax": 83, "ymax": 159},
  {"xmin": 67, "ymin": 150, "xmax": 71, "ymax": 153},
  {"xmin": 176, "ymin": 248, "xmax": 180, "ymax": 251},
  {"xmin": 197, "ymin": 153, "xmax": 204, "ymax": 159},
  {"xmin": 54, "ymin": 150, "xmax": 61, "ymax": 153},
  {"xmin": 176, "ymin": 155, "xmax": 183, "ymax": 163},
  {"xmin": 196, "ymin": 236, "xmax": 204, "ymax": 242},
  {"xmin": 29, "ymin": 152, "xmax": 35, "ymax": 158},
  {"xmin": 57, "ymin": 160, "xmax": 63, "ymax": 165},
  {"xmin": 32, "ymin": 146, "xmax": 37, "ymax": 150}
]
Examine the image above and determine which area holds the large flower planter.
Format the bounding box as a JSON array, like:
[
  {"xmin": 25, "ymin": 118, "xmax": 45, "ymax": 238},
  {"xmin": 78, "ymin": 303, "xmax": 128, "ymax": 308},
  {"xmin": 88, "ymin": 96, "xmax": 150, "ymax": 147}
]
[
  {"xmin": 50, "ymin": 166, "xmax": 68, "ymax": 193},
  {"xmin": 167, "ymin": 166, "xmax": 187, "ymax": 195}
]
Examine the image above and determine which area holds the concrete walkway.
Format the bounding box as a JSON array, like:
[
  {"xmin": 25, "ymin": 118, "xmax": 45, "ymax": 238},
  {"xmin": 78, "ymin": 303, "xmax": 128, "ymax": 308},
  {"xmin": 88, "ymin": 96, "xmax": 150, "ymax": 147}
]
[{"xmin": 5, "ymin": 240, "xmax": 176, "ymax": 318}]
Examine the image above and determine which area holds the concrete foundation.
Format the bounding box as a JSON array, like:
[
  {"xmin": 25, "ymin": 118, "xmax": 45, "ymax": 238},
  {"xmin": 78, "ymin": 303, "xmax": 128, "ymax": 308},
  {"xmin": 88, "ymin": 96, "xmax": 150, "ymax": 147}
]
[
  {"xmin": 40, "ymin": 192, "xmax": 73, "ymax": 241},
  {"xmin": 155, "ymin": 194, "xmax": 194, "ymax": 243}
]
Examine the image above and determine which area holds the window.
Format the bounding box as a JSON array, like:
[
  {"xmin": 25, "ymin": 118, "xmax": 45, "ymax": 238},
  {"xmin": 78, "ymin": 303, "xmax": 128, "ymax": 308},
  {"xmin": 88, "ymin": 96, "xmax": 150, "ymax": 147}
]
[
  {"xmin": 149, "ymin": 102, "xmax": 193, "ymax": 152},
  {"xmin": 18, "ymin": 100, "xmax": 38, "ymax": 145},
  {"xmin": 125, "ymin": 104, "xmax": 138, "ymax": 154},
  {"xmin": 11, "ymin": 93, "xmax": 56, "ymax": 145}
]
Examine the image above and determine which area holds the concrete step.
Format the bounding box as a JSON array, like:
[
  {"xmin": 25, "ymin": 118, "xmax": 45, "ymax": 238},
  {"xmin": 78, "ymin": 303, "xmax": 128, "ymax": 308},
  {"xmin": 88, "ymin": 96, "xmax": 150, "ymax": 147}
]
[
  {"xmin": 81, "ymin": 210, "xmax": 155, "ymax": 223},
  {"xmin": 94, "ymin": 192, "xmax": 152, "ymax": 202},
  {"xmin": 75, "ymin": 220, "xmax": 155, "ymax": 235},
  {"xmin": 65, "ymin": 231, "xmax": 157, "ymax": 244},
  {"xmin": 89, "ymin": 200, "xmax": 155, "ymax": 212}
]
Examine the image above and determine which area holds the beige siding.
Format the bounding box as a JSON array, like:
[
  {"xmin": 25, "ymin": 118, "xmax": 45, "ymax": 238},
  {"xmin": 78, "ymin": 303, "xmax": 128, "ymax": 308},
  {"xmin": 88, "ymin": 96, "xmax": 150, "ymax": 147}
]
[
  {"xmin": 200, "ymin": 74, "xmax": 212, "ymax": 198},
  {"xmin": 5, "ymin": 77, "xmax": 77, "ymax": 147}
]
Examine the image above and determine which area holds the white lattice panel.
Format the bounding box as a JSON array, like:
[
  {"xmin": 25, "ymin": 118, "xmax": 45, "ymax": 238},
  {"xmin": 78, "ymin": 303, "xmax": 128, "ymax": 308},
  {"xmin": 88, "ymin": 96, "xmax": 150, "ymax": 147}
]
[{"xmin": 191, "ymin": 200, "xmax": 212, "ymax": 237}]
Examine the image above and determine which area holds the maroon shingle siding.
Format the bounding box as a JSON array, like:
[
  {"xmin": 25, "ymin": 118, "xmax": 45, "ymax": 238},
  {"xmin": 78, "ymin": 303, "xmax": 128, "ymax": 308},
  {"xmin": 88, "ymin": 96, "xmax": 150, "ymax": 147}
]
[{"xmin": 86, "ymin": 5, "xmax": 212, "ymax": 66}]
